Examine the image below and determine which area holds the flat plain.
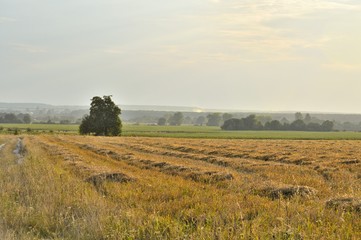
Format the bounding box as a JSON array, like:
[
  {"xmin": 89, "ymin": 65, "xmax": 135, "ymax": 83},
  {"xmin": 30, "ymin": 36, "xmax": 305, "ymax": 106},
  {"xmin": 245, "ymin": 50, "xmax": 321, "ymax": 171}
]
[
  {"xmin": 2, "ymin": 123, "xmax": 361, "ymax": 139},
  {"xmin": 0, "ymin": 134, "xmax": 360, "ymax": 239}
]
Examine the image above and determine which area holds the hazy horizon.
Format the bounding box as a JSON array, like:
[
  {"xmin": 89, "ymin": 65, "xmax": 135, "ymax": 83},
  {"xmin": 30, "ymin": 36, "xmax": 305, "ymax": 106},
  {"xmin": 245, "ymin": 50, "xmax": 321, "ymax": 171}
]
[
  {"xmin": 2, "ymin": 0, "xmax": 361, "ymax": 113},
  {"xmin": 2, "ymin": 101, "xmax": 361, "ymax": 115}
]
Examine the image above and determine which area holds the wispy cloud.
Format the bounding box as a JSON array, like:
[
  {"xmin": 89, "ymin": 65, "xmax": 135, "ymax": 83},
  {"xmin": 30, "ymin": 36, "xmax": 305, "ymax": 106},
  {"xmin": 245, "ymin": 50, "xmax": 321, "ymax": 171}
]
[
  {"xmin": 217, "ymin": 0, "xmax": 360, "ymax": 40},
  {"xmin": 11, "ymin": 43, "xmax": 47, "ymax": 53},
  {"xmin": 167, "ymin": 0, "xmax": 361, "ymax": 63},
  {"xmin": 103, "ymin": 47, "xmax": 124, "ymax": 54},
  {"xmin": 0, "ymin": 17, "xmax": 17, "ymax": 24},
  {"xmin": 97, "ymin": 0, "xmax": 361, "ymax": 68},
  {"xmin": 227, "ymin": 0, "xmax": 360, "ymax": 20},
  {"xmin": 323, "ymin": 62, "xmax": 361, "ymax": 72}
]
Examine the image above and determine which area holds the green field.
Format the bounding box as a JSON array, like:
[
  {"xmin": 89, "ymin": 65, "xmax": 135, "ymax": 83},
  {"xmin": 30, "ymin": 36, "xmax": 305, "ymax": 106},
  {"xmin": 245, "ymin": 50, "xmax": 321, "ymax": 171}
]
[
  {"xmin": 1, "ymin": 123, "xmax": 361, "ymax": 139},
  {"xmin": 124, "ymin": 125, "xmax": 361, "ymax": 139},
  {"xmin": 0, "ymin": 124, "xmax": 79, "ymax": 132}
]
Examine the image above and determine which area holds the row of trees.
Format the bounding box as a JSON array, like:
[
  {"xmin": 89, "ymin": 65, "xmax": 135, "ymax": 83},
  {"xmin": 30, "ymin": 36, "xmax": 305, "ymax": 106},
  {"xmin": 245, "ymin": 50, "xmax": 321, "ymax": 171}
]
[
  {"xmin": 157, "ymin": 112, "xmax": 233, "ymax": 126},
  {"xmin": 0, "ymin": 113, "xmax": 31, "ymax": 124},
  {"xmin": 221, "ymin": 115, "xmax": 334, "ymax": 132}
]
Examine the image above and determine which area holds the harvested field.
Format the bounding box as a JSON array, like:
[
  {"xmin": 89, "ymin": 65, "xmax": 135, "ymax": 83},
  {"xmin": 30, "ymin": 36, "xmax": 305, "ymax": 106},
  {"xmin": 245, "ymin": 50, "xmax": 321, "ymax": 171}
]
[{"xmin": 0, "ymin": 135, "xmax": 360, "ymax": 239}]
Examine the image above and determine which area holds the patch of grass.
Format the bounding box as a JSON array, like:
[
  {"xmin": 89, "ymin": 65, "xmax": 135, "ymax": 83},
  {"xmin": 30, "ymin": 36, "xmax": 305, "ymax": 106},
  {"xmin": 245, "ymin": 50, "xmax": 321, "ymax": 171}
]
[
  {"xmin": 123, "ymin": 125, "xmax": 361, "ymax": 140},
  {"xmin": 2, "ymin": 123, "xmax": 361, "ymax": 140}
]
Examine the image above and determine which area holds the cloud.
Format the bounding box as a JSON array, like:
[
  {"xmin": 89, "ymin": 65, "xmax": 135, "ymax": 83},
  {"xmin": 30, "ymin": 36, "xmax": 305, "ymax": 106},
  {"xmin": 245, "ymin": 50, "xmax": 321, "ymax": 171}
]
[
  {"xmin": 10, "ymin": 43, "xmax": 47, "ymax": 53},
  {"xmin": 228, "ymin": 0, "xmax": 360, "ymax": 17},
  {"xmin": 95, "ymin": 0, "xmax": 361, "ymax": 69},
  {"xmin": 103, "ymin": 47, "xmax": 124, "ymax": 54},
  {"xmin": 0, "ymin": 17, "xmax": 17, "ymax": 24},
  {"xmin": 24, "ymin": 0, "xmax": 353, "ymax": 69},
  {"xmin": 168, "ymin": 0, "xmax": 361, "ymax": 63},
  {"xmin": 322, "ymin": 62, "xmax": 361, "ymax": 72}
]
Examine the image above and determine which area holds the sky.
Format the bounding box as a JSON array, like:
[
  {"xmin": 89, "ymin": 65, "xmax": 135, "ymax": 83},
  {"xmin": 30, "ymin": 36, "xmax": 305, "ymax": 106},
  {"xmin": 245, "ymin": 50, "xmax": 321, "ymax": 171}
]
[{"xmin": 1, "ymin": 0, "xmax": 361, "ymax": 113}]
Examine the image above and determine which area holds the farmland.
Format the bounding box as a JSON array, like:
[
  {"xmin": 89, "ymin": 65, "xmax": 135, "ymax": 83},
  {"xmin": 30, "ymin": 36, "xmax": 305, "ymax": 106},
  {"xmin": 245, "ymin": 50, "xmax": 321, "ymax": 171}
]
[
  {"xmin": 2, "ymin": 123, "xmax": 361, "ymax": 139},
  {"xmin": 0, "ymin": 134, "xmax": 360, "ymax": 239}
]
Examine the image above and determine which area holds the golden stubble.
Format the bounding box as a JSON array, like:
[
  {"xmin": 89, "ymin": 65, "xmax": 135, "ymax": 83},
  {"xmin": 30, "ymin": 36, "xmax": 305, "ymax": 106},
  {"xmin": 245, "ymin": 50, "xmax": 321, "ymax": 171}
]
[{"xmin": 0, "ymin": 134, "xmax": 359, "ymax": 239}]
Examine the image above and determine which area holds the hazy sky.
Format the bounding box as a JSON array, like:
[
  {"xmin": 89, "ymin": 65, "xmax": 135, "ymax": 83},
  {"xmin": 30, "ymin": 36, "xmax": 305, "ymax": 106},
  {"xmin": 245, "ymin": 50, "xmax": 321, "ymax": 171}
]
[{"xmin": 1, "ymin": 0, "xmax": 361, "ymax": 113}]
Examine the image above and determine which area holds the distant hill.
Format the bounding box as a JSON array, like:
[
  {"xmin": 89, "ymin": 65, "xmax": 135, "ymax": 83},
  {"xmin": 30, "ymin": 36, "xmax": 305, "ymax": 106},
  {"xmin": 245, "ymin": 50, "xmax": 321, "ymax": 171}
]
[
  {"xmin": 0, "ymin": 102, "xmax": 205, "ymax": 112},
  {"xmin": 1, "ymin": 102, "xmax": 361, "ymax": 128},
  {"xmin": 0, "ymin": 102, "xmax": 88, "ymax": 111},
  {"xmin": 121, "ymin": 105, "xmax": 205, "ymax": 112},
  {"xmin": 0, "ymin": 102, "xmax": 53, "ymax": 111}
]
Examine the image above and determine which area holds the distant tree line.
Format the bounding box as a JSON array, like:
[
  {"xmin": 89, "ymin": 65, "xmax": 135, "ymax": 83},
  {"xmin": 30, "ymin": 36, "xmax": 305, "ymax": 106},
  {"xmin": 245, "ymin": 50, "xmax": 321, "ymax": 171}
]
[
  {"xmin": 0, "ymin": 108, "xmax": 357, "ymax": 132},
  {"xmin": 157, "ymin": 112, "xmax": 334, "ymax": 132},
  {"xmin": 157, "ymin": 112, "xmax": 233, "ymax": 127},
  {"xmin": 0, "ymin": 113, "xmax": 31, "ymax": 124},
  {"xmin": 221, "ymin": 113, "xmax": 334, "ymax": 132}
]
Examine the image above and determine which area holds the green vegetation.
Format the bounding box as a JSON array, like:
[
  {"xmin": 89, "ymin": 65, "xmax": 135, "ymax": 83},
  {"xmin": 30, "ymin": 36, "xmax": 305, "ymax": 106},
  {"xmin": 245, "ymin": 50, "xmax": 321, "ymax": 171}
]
[
  {"xmin": 80, "ymin": 96, "xmax": 122, "ymax": 136},
  {"xmin": 206, "ymin": 113, "xmax": 222, "ymax": 126},
  {"xmin": 0, "ymin": 124, "xmax": 79, "ymax": 133},
  {"xmin": 222, "ymin": 114, "xmax": 334, "ymax": 132},
  {"xmin": 168, "ymin": 112, "xmax": 184, "ymax": 126},
  {"xmin": 124, "ymin": 125, "xmax": 361, "ymax": 139},
  {"xmin": 2, "ymin": 123, "xmax": 361, "ymax": 139},
  {"xmin": 0, "ymin": 113, "xmax": 32, "ymax": 124}
]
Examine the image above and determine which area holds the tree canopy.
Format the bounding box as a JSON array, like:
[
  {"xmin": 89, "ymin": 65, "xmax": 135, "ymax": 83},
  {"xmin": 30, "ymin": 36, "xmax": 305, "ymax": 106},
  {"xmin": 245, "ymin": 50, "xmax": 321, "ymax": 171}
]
[
  {"xmin": 169, "ymin": 112, "xmax": 184, "ymax": 126},
  {"xmin": 195, "ymin": 116, "xmax": 206, "ymax": 126},
  {"xmin": 0, "ymin": 113, "xmax": 30, "ymax": 124},
  {"xmin": 222, "ymin": 113, "xmax": 334, "ymax": 132},
  {"xmin": 207, "ymin": 113, "xmax": 222, "ymax": 126},
  {"xmin": 79, "ymin": 96, "xmax": 122, "ymax": 136},
  {"xmin": 157, "ymin": 117, "xmax": 167, "ymax": 126}
]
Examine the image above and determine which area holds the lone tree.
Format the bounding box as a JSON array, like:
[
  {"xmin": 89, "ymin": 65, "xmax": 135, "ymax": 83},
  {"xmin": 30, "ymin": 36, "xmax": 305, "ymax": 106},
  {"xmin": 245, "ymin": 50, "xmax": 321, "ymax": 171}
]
[{"xmin": 79, "ymin": 95, "xmax": 122, "ymax": 136}]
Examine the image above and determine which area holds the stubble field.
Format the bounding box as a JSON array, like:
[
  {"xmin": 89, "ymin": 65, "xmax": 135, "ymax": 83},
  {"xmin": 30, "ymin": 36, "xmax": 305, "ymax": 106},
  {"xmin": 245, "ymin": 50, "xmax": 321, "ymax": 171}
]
[{"xmin": 0, "ymin": 135, "xmax": 360, "ymax": 239}]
